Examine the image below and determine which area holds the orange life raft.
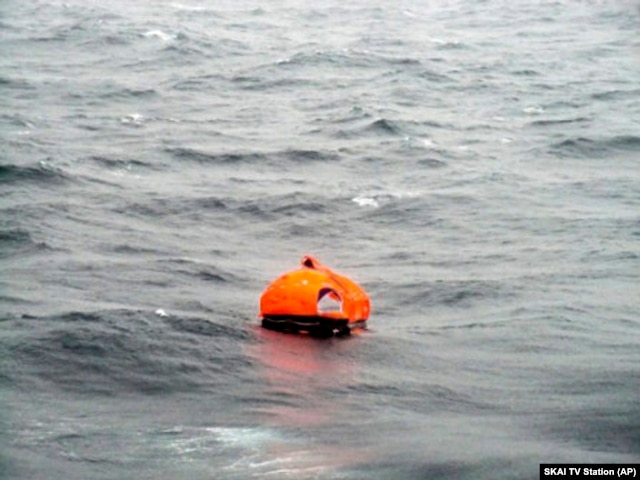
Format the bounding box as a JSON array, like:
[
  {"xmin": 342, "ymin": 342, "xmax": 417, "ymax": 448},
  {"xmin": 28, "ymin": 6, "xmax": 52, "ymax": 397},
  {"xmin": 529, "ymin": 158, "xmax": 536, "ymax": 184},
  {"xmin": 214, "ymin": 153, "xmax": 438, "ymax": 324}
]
[{"xmin": 259, "ymin": 255, "xmax": 370, "ymax": 336}]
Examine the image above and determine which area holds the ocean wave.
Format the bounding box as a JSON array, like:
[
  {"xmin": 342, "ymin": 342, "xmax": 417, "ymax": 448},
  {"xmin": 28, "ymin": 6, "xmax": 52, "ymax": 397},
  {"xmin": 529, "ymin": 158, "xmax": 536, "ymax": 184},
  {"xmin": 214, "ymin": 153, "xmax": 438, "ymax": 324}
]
[
  {"xmin": 281, "ymin": 149, "xmax": 341, "ymax": 162},
  {"xmin": 416, "ymin": 157, "xmax": 448, "ymax": 168},
  {"xmin": 0, "ymin": 76, "xmax": 35, "ymax": 90},
  {"xmin": 0, "ymin": 162, "xmax": 70, "ymax": 185},
  {"xmin": 356, "ymin": 195, "xmax": 440, "ymax": 228},
  {"xmin": 170, "ymin": 73, "xmax": 226, "ymax": 91},
  {"xmin": 98, "ymin": 86, "xmax": 158, "ymax": 99},
  {"xmin": 609, "ymin": 135, "xmax": 640, "ymax": 150},
  {"xmin": 89, "ymin": 155, "xmax": 158, "ymax": 171},
  {"xmin": 156, "ymin": 258, "xmax": 239, "ymax": 284},
  {"xmin": 109, "ymin": 244, "xmax": 165, "ymax": 256},
  {"xmin": 333, "ymin": 117, "xmax": 404, "ymax": 139},
  {"xmin": 122, "ymin": 196, "xmax": 228, "ymax": 220},
  {"xmin": 231, "ymin": 73, "xmax": 320, "ymax": 91},
  {"xmin": 277, "ymin": 50, "xmax": 377, "ymax": 69},
  {"xmin": 0, "ymin": 293, "xmax": 38, "ymax": 308},
  {"xmin": 115, "ymin": 192, "xmax": 332, "ymax": 227},
  {"xmin": 511, "ymin": 68, "xmax": 541, "ymax": 77},
  {"xmin": 77, "ymin": 27, "xmax": 137, "ymax": 48},
  {"xmin": 160, "ymin": 35, "xmax": 218, "ymax": 61},
  {"xmin": 165, "ymin": 146, "xmax": 340, "ymax": 165},
  {"xmin": 591, "ymin": 88, "xmax": 640, "ymax": 101},
  {"xmin": 333, "ymin": 116, "xmax": 453, "ymax": 145},
  {"xmin": 165, "ymin": 147, "xmax": 267, "ymax": 164},
  {"xmin": 0, "ymin": 229, "xmax": 52, "ymax": 258},
  {"xmin": 530, "ymin": 116, "xmax": 591, "ymax": 127},
  {"xmin": 550, "ymin": 135, "xmax": 640, "ymax": 158},
  {"xmin": 269, "ymin": 195, "xmax": 330, "ymax": 216},
  {"xmin": 367, "ymin": 118, "xmax": 403, "ymax": 136},
  {"xmin": 6, "ymin": 309, "xmax": 251, "ymax": 395},
  {"xmin": 417, "ymin": 68, "xmax": 454, "ymax": 83},
  {"xmin": 390, "ymin": 279, "xmax": 514, "ymax": 311},
  {"xmin": 196, "ymin": 192, "xmax": 332, "ymax": 224},
  {"xmin": 0, "ymin": 113, "xmax": 35, "ymax": 129}
]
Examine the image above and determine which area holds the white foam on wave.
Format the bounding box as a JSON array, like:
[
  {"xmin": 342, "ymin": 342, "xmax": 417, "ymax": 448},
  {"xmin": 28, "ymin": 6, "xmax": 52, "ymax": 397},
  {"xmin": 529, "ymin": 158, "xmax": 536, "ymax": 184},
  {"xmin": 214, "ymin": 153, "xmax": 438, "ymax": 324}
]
[
  {"xmin": 352, "ymin": 197, "xmax": 379, "ymax": 208},
  {"xmin": 143, "ymin": 30, "xmax": 175, "ymax": 42},
  {"xmin": 422, "ymin": 138, "xmax": 436, "ymax": 148},
  {"xmin": 523, "ymin": 105, "xmax": 544, "ymax": 115},
  {"xmin": 170, "ymin": 3, "xmax": 208, "ymax": 12},
  {"xmin": 430, "ymin": 37, "xmax": 462, "ymax": 48},
  {"xmin": 352, "ymin": 190, "xmax": 422, "ymax": 208},
  {"xmin": 402, "ymin": 135, "xmax": 437, "ymax": 150},
  {"xmin": 120, "ymin": 113, "xmax": 145, "ymax": 126}
]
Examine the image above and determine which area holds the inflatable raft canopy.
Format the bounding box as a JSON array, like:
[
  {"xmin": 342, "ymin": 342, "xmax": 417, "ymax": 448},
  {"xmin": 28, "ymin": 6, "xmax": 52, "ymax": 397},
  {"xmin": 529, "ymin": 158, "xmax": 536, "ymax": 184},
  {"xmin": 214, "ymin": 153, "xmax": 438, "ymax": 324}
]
[{"xmin": 259, "ymin": 255, "xmax": 370, "ymax": 336}]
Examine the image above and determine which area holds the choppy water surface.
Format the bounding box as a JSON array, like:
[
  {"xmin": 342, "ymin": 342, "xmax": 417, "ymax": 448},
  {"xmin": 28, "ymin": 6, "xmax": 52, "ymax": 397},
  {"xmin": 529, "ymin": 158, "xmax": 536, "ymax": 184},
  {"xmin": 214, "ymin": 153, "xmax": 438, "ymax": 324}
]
[{"xmin": 2, "ymin": 0, "xmax": 639, "ymax": 478}]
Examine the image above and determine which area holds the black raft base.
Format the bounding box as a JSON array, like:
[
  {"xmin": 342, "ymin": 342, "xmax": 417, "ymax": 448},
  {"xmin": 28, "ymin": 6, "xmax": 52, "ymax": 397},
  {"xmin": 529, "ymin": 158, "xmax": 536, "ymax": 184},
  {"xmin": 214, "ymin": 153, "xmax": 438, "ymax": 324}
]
[{"xmin": 261, "ymin": 315, "xmax": 366, "ymax": 338}]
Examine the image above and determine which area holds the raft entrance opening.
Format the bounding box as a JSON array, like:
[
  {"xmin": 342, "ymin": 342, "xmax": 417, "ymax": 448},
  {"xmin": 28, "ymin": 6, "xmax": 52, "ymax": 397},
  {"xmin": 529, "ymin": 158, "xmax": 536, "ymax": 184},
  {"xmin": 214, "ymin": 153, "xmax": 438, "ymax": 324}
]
[{"xmin": 317, "ymin": 288, "xmax": 343, "ymax": 314}]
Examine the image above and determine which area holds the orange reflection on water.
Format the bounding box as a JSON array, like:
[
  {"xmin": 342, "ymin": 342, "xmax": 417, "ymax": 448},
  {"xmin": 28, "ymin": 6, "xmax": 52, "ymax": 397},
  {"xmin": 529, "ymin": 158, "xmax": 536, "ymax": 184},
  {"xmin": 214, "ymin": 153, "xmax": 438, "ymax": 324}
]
[
  {"xmin": 242, "ymin": 325, "xmax": 372, "ymax": 473},
  {"xmin": 246, "ymin": 326, "xmax": 360, "ymax": 427}
]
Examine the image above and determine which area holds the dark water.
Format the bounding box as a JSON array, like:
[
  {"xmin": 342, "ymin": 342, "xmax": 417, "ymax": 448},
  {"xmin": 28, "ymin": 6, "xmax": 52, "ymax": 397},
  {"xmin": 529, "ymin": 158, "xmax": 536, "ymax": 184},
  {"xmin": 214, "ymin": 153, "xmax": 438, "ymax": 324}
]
[{"xmin": 2, "ymin": 0, "xmax": 639, "ymax": 478}]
